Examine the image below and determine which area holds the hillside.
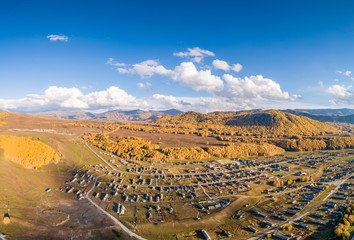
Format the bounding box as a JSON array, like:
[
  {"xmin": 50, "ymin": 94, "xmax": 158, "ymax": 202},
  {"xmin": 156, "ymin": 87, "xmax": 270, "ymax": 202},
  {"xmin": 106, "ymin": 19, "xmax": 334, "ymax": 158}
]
[
  {"xmin": 37, "ymin": 109, "xmax": 183, "ymax": 121},
  {"xmin": 155, "ymin": 109, "xmax": 341, "ymax": 138}
]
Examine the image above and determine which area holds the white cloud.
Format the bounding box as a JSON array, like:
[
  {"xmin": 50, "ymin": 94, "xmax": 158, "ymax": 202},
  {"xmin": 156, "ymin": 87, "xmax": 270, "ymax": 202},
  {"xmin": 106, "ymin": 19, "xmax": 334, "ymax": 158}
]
[
  {"xmin": 292, "ymin": 94, "xmax": 303, "ymax": 100},
  {"xmin": 171, "ymin": 62, "xmax": 224, "ymax": 92},
  {"xmin": 114, "ymin": 59, "xmax": 172, "ymax": 78},
  {"xmin": 149, "ymin": 94, "xmax": 256, "ymax": 112},
  {"xmin": 222, "ymin": 74, "xmax": 290, "ymax": 101},
  {"xmin": 0, "ymin": 86, "xmax": 145, "ymax": 112},
  {"xmin": 232, "ymin": 63, "xmax": 243, "ymax": 72},
  {"xmin": 137, "ymin": 82, "xmax": 152, "ymax": 88},
  {"xmin": 47, "ymin": 34, "xmax": 68, "ymax": 42},
  {"xmin": 173, "ymin": 47, "xmax": 215, "ymax": 63},
  {"xmin": 150, "ymin": 94, "xmax": 185, "ymax": 109},
  {"xmin": 114, "ymin": 59, "xmax": 224, "ymax": 93},
  {"xmin": 84, "ymin": 86, "xmax": 143, "ymax": 109},
  {"xmin": 212, "ymin": 59, "xmax": 231, "ymax": 71},
  {"xmin": 106, "ymin": 58, "xmax": 126, "ymax": 66},
  {"xmin": 103, "ymin": 48, "xmax": 296, "ymax": 111},
  {"xmin": 336, "ymin": 70, "xmax": 352, "ymax": 77},
  {"xmin": 327, "ymin": 84, "xmax": 354, "ymax": 105},
  {"xmin": 327, "ymin": 85, "xmax": 352, "ymax": 98},
  {"xmin": 137, "ymin": 83, "xmax": 145, "ymax": 88},
  {"xmin": 131, "ymin": 60, "xmax": 172, "ymax": 78},
  {"xmin": 117, "ymin": 68, "xmax": 129, "ymax": 73}
]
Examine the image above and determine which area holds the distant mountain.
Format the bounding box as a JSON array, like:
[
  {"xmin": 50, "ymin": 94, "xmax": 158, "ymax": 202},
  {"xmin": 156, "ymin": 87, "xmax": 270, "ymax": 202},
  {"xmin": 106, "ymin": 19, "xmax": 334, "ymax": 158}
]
[
  {"xmin": 290, "ymin": 108, "xmax": 354, "ymax": 116},
  {"xmin": 37, "ymin": 109, "xmax": 183, "ymax": 121},
  {"xmin": 36, "ymin": 110, "xmax": 97, "ymax": 120},
  {"xmin": 156, "ymin": 109, "xmax": 340, "ymax": 136},
  {"xmin": 282, "ymin": 109, "xmax": 354, "ymax": 124}
]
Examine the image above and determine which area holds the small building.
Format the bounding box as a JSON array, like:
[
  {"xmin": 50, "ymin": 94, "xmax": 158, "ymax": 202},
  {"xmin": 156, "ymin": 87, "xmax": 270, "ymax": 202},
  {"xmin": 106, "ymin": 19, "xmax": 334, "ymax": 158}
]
[{"xmin": 201, "ymin": 229, "xmax": 211, "ymax": 240}]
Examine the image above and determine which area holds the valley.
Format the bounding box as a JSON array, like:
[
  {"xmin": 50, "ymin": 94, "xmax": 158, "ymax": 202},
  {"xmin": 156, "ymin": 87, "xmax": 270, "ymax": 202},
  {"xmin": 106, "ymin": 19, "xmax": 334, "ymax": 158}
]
[{"xmin": 0, "ymin": 111, "xmax": 353, "ymax": 240}]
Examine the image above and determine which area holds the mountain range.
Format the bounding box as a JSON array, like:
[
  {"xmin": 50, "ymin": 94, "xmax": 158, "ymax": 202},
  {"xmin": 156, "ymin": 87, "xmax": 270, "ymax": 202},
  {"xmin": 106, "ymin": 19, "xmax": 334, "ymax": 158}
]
[
  {"xmin": 283, "ymin": 109, "xmax": 354, "ymax": 124},
  {"xmin": 36, "ymin": 109, "xmax": 183, "ymax": 121},
  {"xmin": 23, "ymin": 108, "xmax": 354, "ymax": 124}
]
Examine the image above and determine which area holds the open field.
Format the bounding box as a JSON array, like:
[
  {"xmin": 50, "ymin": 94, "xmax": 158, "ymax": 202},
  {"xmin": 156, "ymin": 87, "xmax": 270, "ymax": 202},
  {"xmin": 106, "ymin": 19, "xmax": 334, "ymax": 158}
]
[{"xmin": 0, "ymin": 119, "xmax": 131, "ymax": 239}]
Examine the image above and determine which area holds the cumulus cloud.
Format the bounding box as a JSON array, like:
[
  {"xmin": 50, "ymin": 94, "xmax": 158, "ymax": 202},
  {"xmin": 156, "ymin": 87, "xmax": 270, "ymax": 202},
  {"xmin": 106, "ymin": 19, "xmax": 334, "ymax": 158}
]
[
  {"xmin": 173, "ymin": 47, "xmax": 215, "ymax": 63},
  {"xmin": 47, "ymin": 34, "xmax": 68, "ymax": 42},
  {"xmin": 113, "ymin": 59, "xmax": 172, "ymax": 78},
  {"xmin": 222, "ymin": 74, "xmax": 290, "ymax": 101},
  {"xmin": 131, "ymin": 60, "xmax": 172, "ymax": 77},
  {"xmin": 232, "ymin": 63, "xmax": 243, "ymax": 72},
  {"xmin": 111, "ymin": 58, "xmax": 224, "ymax": 93},
  {"xmin": 0, "ymin": 86, "xmax": 144, "ymax": 112},
  {"xmin": 84, "ymin": 86, "xmax": 143, "ymax": 109},
  {"xmin": 102, "ymin": 47, "xmax": 296, "ymax": 111},
  {"xmin": 212, "ymin": 60, "xmax": 243, "ymax": 72},
  {"xmin": 327, "ymin": 84, "xmax": 354, "ymax": 105},
  {"xmin": 212, "ymin": 59, "xmax": 231, "ymax": 71},
  {"xmin": 171, "ymin": 62, "xmax": 224, "ymax": 92}
]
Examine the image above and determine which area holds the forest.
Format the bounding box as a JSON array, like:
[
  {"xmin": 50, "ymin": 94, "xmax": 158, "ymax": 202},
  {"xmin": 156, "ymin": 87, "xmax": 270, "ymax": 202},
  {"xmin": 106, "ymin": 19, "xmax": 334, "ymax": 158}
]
[
  {"xmin": 83, "ymin": 132, "xmax": 285, "ymax": 161},
  {"xmin": 0, "ymin": 135, "xmax": 60, "ymax": 168}
]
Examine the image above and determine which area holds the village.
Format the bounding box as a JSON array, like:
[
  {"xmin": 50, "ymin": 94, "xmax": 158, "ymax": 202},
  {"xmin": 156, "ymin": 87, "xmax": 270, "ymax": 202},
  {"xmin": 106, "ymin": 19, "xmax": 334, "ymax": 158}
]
[{"xmin": 60, "ymin": 147, "xmax": 354, "ymax": 240}]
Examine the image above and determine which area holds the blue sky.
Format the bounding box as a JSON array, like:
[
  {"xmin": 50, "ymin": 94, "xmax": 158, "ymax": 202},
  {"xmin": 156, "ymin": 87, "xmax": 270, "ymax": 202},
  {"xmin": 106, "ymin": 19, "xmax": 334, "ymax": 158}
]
[{"xmin": 1, "ymin": 0, "xmax": 354, "ymax": 113}]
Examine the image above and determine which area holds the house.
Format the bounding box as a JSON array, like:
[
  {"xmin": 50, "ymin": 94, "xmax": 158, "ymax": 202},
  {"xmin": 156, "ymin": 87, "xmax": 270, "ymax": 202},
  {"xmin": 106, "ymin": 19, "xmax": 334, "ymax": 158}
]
[
  {"xmin": 263, "ymin": 220, "xmax": 273, "ymax": 228},
  {"xmin": 285, "ymin": 210, "xmax": 297, "ymax": 216},
  {"xmin": 273, "ymin": 234, "xmax": 288, "ymax": 240},
  {"xmin": 201, "ymin": 230, "xmax": 211, "ymax": 240}
]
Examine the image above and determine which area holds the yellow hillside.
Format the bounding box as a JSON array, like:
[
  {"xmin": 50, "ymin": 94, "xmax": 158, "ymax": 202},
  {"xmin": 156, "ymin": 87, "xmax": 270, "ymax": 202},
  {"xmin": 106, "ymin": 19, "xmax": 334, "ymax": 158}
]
[
  {"xmin": 0, "ymin": 112, "xmax": 10, "ymax": 127},
  {"xmin": 0, "ymin": 135, "xmax": 60, "ymax": 168}
]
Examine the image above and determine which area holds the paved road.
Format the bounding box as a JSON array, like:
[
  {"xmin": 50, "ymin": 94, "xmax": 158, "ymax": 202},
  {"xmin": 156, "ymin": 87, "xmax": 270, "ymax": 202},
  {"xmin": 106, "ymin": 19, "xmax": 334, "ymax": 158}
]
[
  {"xmin": 248, "ymin": 173, "xmax": 354, "ymax": 240},
  {"xmin": 199, "ymin": 184, "xmax": 214, "ymax": 201},
  {"xmin": 85, "ymin": 175, "xmax": 147, "ymax": 240},
  {"xmin": 85, "ymin": 141, "xmax": 117, "ymax": 171}
]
